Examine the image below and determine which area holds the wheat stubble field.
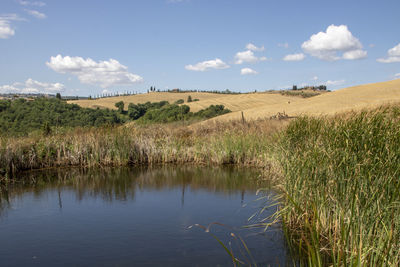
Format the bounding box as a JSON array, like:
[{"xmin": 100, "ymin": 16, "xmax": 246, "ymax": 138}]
[{"xmin": 70, "ymin": 79, "xmax": 400, "ymax": 121}]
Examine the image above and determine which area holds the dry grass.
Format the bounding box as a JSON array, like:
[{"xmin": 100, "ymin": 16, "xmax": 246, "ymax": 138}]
[
  {"xmin": 69, "ymin": 91, "xmax": 308, "ymax": 112},
  {"xmin": 211, "ymin": 79, "xmax": 400, "ymax": 122},
  {"xmin": 68, "ymin": 92, "xmax": 231, "ymax": 111},
  {"xmin": 0, "ymin": 119, "xmax": 286, "ymax": 179},
  {"xmin": 70, "ymin": 79, "xmax": 400, "ymax": 124}
]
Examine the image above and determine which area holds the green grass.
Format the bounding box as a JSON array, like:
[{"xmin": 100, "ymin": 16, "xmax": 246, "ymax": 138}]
[{"xmin": 277, "ymin": 105, "xmax": 400, "ymax": 266}]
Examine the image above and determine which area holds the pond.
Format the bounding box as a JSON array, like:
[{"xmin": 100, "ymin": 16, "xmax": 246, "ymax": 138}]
[{"xmin": 0, "ymin": 166, "xmax": 291, "ymax": 266}]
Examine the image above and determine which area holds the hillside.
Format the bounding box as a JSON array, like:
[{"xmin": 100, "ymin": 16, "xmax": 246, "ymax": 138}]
[
  {"xmin": 212, "ymin": 78, "xmax": 400, "ymax": 121},
  {"xmin": 69, "ymin": 79, "xmax": 400, "ymax": 122},
  {"xmin": 68, "ymin": 92, "xmax": 229, "ymax": 111},
  {"xmin": 69, "ymin": 90, "xmax": 322, "ymax": 113}
]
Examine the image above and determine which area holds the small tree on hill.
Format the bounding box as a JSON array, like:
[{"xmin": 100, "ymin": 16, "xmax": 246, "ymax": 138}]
[
  {"xmin": 187, "ymin": 95, "xmax": 192, "ymax": 102},
  {"xmin": 56, "ymin": 93, "xmax": 61, "ymax": 100},
  {"xmin": 115, "ymin": 101, "xmax": 125, "ymax": 113}
]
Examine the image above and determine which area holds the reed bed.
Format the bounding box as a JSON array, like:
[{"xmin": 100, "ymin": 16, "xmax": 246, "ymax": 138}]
[
  {"xmin": 278, "ymin": 105, "xmax": 400, "ymax": 266},
  {"xmin": 0, "ymin": 119, "xmax": 285, "ymax": 181}
]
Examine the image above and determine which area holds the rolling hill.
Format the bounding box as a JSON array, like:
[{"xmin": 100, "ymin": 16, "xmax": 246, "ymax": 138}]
[{"xmin": 69, "ymin": 79, "xmax": 400, "ymax": 122}]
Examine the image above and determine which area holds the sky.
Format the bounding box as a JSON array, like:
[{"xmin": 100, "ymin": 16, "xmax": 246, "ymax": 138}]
[{"xmin": 0, "ymin": 0, "xmax": 399, "ymax": 96}]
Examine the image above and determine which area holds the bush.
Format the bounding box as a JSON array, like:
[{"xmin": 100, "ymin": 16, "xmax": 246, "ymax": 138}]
[
  {"xmin": 174, "ymin": 99, "xmax": 184, "ymax": 104},
  {"xmin": 115, "ymin": 101, "xmax": 125, "ymax": 113}
]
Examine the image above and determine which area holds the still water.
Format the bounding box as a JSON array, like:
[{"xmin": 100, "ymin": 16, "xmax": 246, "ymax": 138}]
[{"xmin": 0, "ymin": 167, "xmax": 291, "ymax": 266}]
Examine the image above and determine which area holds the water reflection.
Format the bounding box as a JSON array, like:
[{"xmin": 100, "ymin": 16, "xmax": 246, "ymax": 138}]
[
  {"xmin": 1, "ymin": 166, "xmax": 264, "ymax": 211},
  {"xmin": 0, "ymin": 166, "xmax": 290, "ymax": 266}
]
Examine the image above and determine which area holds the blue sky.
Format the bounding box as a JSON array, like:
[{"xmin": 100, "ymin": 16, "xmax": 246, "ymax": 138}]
[{"xmin": 0, "ymin": 0, "xmax": 399, "ymax": 96}]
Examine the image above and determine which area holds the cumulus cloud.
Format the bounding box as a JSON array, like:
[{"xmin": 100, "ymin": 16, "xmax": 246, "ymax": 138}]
[
  {"xmin": 395, "ymin": 73, "xmax": 400, "ymax": 77},
  {"xmin": 234, "ymin": 50, "xmax": 267, "ymax": 64},
  {"xmin": 0, "ymin": 14, "xmax": 25, "ymax": 39},
  {"xmin": 24, "ymin": 9, "xmax": 46, "ymax": 19},
  {"xmin": 311, "ymin": 76, "xmax": 318, "ymax": 81},
  {"xmin": 342, "ymin": 49, "xmax": 367, "ymax": 60},
  {"xmin": 302, "ymin": 25, "xmax": 367, "ymax": 61},
  {"xmin": 185, "ymin": 58, "xmax": 230, "ymax": 71},
  {"xmin": 46, "ymin": 55, "xmax": 143, "ymax": 88},
  {"xmin": 283, "ymin": 53, "xmax": 305, "ymax": 61},
  {"xmin": 246, "ymin": 43, "xmax": 264, "ymax": 52},
  {"xmin": 240, "ymin": 68, "xmax": 258, "ymax": 75},
  {"xmin": 17, "ymin": 1, "xmax": 46, "ymax": 7},
  {"xmin": 377, "ymin": 43, "xmax": 400, "ymax": 63},
  {"xmin": 0, "ymin": 78, "xmax": 64, "ymax": 94}
]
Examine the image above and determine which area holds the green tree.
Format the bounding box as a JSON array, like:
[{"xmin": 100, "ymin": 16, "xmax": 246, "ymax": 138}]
[
  {"xmin": 187, "ymin": 95, "xmax": 192, "ymax": 102},
  {"xmin": 115, "ymin": 101, "xmax": 125, "ymax": 113},
  {"xmin": 56, "ymin": 93, "xmax": 62, "ymax": 100}
]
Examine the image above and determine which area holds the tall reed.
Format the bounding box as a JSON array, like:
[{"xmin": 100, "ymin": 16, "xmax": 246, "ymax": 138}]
[
  {"xmin": 0, "ymin": 119, "xmax": 284, "ymax": 179},
  {"xmin": 278, "ymin": 105, "xmax": 400, "ymax": 266}
]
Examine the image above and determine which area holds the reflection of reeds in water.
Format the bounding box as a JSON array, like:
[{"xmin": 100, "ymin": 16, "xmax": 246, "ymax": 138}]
[{"xmin": 0, "ymin": 166, "xmax": 269, "ymax": 212}]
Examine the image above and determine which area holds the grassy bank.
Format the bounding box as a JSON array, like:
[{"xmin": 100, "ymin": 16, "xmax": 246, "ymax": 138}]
[
  {"xmin": 0, "ymin": 119, "xmax": 285, "ymax": 180},
  {"xmin": 1, "ymin": 105, "xmax": 399, "ymax": 265}
]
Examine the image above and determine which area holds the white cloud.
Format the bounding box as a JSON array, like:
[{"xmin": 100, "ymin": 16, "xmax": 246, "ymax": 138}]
[
  {"xmin": 240, "ymin": 68, "xmax": 258, "ymax": 75},
  {"xmin": 46, "ymin": 55, "xmax": 144, "ymax": 88},
  {"xmin": 283, "ymin": 53, "xmax": 305, "ymax": 61},
  {"xmin": 377, "ymin": 43, "xmax": 400, "ymax": 63},
  {"xmin": 0, "ymin": 19, "xmax": 14, "ymax": 39},
  {"xmin": 342, "ymin": 49, "xmax": 367, "ymax": 60},
  {"xmin": 395, "ymin": 73, "xmax": 400, "ymax": 77},
  {"xmin": 185, "ymin": 58, "xmax": 230, "ymax": 71},
  {"xmin": 324, "ymin": 79, "xmax": 345, "ymax": 86},
  {"xmin": 234, "ymin": 50, "xmax": 267, "ymax": 64},
  {"xmin": 0, "ymin": 78, "xmax": 64, "ymax": 94},
  {"xmin": 278, "ymin": 42, "xmax": 289, "ymax": 48},
  {"xmin": 24, "ymin": 9, "xmax": 46, "ymax": 19},
  {"xmin": 377, "ymin": 57, "xmax": 400, "ymax": 63},
  {"xmin": 17, "ymin": 1, "xmax": 46, "ymax": 7},
  {"xmin": 388, "ymin": 43, "xmax": 400, "ymax": 56},
  {"xmin": 0, "ymin": 14, "xmax": 25, "ymax": 39},
  {"xmin": 246, "ymin": 43, "xmax": 264, "ymax": 52},
  {"xmin": 311, "ymin": 76, "xmax": 318, "ymax": 81},
  {"xmin": 302, "ymin": 24, "xmax": 367, "ymax": 61}
]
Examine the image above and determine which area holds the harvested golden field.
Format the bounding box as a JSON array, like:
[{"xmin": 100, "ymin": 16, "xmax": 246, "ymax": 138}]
[
  {"xmin": 68, "ymin": 92, "xmax": 228, "ymax": 111},
  {"xmin": 70, "ymin": 79, "xmax": 400, "ymax": 122},
  {"xmin": 208, "ymin": 78, "xmax": 400, "ymax": 122},
  {"xmin": 69, "ymin": 91, "xmax": 317, "ymax": 112}
]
